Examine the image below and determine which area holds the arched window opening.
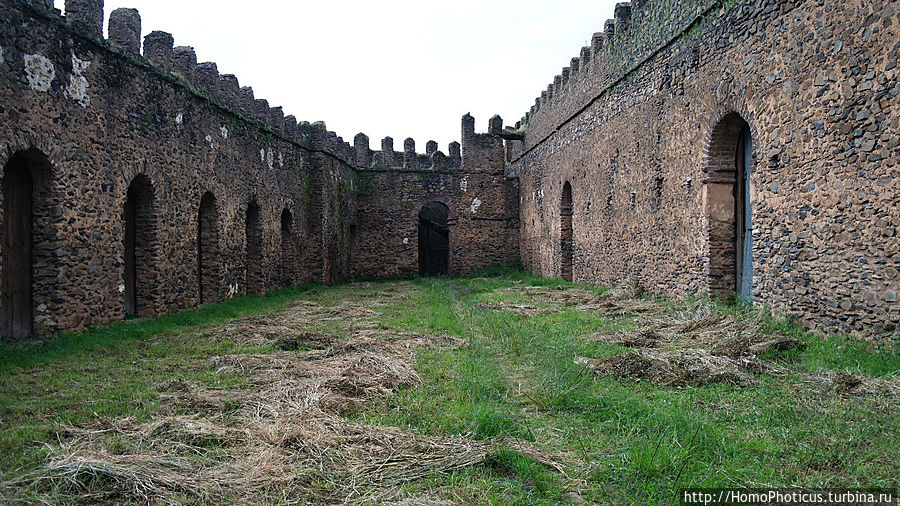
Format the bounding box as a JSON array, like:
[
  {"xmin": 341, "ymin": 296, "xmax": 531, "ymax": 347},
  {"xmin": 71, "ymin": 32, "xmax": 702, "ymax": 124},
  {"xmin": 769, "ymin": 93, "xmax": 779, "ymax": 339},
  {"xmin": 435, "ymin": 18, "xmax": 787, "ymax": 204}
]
[
  {"xmin": 1, "ymin": 149, "xmax": 51, "ymax": 338},
  {"xmin": 418, "ymin": 201, "xmax": 449, "ymax": 277},
  {"xmin": 124, "ymin": 174, "xmax": 156, "ymax": 316},
  {"xmin": 560, "ymin": 181, "xmax": 574, "ymax": 282},
  {"xmin": 703, "ymin": 113, "xmax": 754, "ymax": 300},
  {"xmin": 280, "ymin": 208, "xmax": 293, "ymax": 287},
  {"xmin": 245, "ymin": 201, "xmax": 263, "ymax": 294},
  {"xmin": 198, "ymin": 192, "xmax": 219, "ymax": 305}
]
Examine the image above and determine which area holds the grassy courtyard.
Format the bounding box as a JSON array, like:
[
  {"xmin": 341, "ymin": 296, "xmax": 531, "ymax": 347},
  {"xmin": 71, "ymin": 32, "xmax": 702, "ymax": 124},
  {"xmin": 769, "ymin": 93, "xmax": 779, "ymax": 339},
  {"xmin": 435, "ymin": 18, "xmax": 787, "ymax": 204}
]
[{"xmin": 0, "ymin": 270, "xmax": 897, "ymax": 504}]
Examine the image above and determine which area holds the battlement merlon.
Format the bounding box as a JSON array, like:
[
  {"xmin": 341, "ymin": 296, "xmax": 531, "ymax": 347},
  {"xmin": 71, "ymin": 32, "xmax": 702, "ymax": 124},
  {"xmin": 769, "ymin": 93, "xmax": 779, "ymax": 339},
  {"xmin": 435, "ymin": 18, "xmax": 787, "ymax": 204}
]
[
  {"xmin": 461, "ymin": 114, "xmax": 505, "ymax": 174},
  {"xmin": 65, "ymin": 0, "xmax": 103, "ymax": 38},
  {"xmin": 615, "ymin": 2, "xmax": 633, "ymax": 32},
  {"xmin": 143, "ymin": 30, "xmax": 174, "ymax": 70},
  {"xmin": 354, "ymin": 133, "xmax": 371, "ymax": 167},
  {"xmin": 403, "ymin": 138, "xmax": 416, "ymax": 168},
  {"xmin": 173, "ymin": 46, "xmax": 197, "ymax": 82},
  {"xmin": 108, "ymin": 7, "xmax": 140, "ymax": 54},
  {"xmin": 354, "ymin": 134, "xmax": 459, "ymax": 171}
]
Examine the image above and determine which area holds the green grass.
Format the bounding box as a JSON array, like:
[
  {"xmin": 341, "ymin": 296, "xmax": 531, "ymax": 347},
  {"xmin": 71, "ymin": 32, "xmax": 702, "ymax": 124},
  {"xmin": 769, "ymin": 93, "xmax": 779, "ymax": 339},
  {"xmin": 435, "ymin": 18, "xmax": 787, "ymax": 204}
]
[
  {"xmin": 0, "ymin": 271, "xmax": 897, "ymax": 504},
  {"xmin": 357, "ymin": 275, "xmax": 898, "ymax": 503},
  {"xmin": 0, "ymin": 284, "xmax": 322, "ymax": 372}
]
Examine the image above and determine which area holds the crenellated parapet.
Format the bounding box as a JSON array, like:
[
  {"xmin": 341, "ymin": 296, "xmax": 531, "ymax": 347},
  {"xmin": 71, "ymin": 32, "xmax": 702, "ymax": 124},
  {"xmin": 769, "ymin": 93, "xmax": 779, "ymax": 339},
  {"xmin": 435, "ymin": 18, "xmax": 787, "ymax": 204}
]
[
  {"xmin": 353, "ymin": 133, "xmax": 461, "ymax": 172},
  {"xmin": 519, "ymin": 0, "xmax": 723, "ymax": 147},
  {"xmin": 10, "ymin": 0, "xmax": 358, "ymax": 164},
  {"xmin": 351, "ymin": 112, "xmax": 510, "ymax": 173}
]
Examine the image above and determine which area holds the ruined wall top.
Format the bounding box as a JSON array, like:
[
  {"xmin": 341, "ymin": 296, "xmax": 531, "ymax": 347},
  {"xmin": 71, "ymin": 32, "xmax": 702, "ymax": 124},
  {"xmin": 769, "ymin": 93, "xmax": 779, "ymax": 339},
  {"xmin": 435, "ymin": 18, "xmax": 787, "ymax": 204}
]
[
  {"xmin": 12, "ymin": 0, "xmax": 357, "ymax": 163},
  {"xmin": 518, "ymin": 0, "xmax": 724, "ymax": 147},
  {"xmin": 352, "ymin": 113, "xmax": 511, "ymax": 174}
]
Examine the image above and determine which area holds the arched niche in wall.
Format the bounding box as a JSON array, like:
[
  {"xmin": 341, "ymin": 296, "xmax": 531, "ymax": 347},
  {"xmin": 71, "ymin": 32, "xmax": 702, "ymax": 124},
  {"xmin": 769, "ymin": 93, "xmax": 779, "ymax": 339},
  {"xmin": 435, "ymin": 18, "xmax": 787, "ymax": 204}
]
[
  {"xmin": 560, "ymin": 181, "xmax": 574, "ymax": 282},
  {"xmin": 280, "ymin": 208, "xmax": 293, "ymax": 287},
  {"xmin": 1, "ymin": 149, "xmax": 53, "ymax": 339},
  {"xmin": 198, "ymin": 192, "xmax": 220, "ymax": 305},
  {"xmin": 418, "ymin": 201, "xmax": 450, "ymax": 277},
  {"xmin": 702, "ymin": 112, "xmax": 755, "ymax": 300},
  {"xmin": 123, "ymin": 174, "xmax": 157, "ymax": 316},
  {"xmin": 245, "ymin": 201, "xmax": 263, "ymax": 294}
]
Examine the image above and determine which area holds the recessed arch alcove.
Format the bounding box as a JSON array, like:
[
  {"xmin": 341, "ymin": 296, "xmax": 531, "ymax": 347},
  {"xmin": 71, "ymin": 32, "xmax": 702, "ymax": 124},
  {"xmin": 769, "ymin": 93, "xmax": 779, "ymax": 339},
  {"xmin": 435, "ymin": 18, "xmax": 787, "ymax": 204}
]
[
  {"xmin": 280, "ymin": 208, "xmax": 293, "ymax": 286},
  {"xmin": 560, "ymin": 181, "xmax": 574, "ymax": 282},
  {"xmin": 1, "ymin": 149, "xmax": 53, "ymax": 338},
  {"xmin": 702, "ymin": 112, "xmax": 755, "ymax": 300},
  {"xmin": 245, "ymin": 200, "xmax": 263, "ymax": 294},
  {"xmin": 418, "ymin": 201, "xmax": 450, "ymax": 277},
  {"xmin": 123, "ymin": 174, "xmax": 157, "ymax": 317},
  {"xmin": 197, "ymin": 191, "xmax": 219, "ymax": 305}
]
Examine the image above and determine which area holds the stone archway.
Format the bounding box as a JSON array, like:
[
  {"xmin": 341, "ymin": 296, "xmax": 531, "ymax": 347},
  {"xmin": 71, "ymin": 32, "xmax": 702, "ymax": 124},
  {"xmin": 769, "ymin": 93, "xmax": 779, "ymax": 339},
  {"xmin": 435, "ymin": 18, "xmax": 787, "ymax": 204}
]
[
  {"xmin": 418, "ymin": 201, "xmax": 449, "ymax": 277},
  {"xmin": 245, "ymin": 201, "xmax": 263, "ymax": 294},
  {"xmin": 1, "ymin": 149, "xmax": 52, "ymax": 338},
  {"xmin": 124, "ymin": 174, "xmax": 156, "ymax": 316},
  {"xmin": 198, "ymin": 192, "xmax": 219, "ymax": 305},
  {"xmin": 280, "ymin": 208, "xmax": 293, "ymax": 286},
  {"xmin": 703, "ymin": 112, "xmax": 754, "ymax": 299},
  {"xmin": 560, "ymin": 181, "xmax": 573, "ymax": 282}
]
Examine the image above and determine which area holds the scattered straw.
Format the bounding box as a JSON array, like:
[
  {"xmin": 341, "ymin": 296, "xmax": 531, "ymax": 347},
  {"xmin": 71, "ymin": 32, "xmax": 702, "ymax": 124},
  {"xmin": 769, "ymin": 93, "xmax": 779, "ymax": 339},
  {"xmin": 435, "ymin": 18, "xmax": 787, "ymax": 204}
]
[
  {"xmin": 808, "ymin": 370, "xmax": 900, "ymax": 398},
  {"xmin": 7, "ymin": 296, "xmax": 555, "ymax": 504},
  {"xmin": 576, "ymin": 349, "xmax": 780, "ymax": 386}
]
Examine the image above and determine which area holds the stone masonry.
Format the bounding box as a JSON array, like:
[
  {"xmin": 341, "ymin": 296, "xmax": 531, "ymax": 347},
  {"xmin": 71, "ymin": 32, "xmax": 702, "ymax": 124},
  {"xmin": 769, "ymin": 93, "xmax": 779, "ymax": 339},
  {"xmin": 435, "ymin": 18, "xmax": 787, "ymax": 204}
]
[
  {"xmin": 512, "ymin": 0, "xmax": 899, "ymax": 336},
  {"xmin": 1, "ymin": 0, "xmax": 897, "ymax": 339}
]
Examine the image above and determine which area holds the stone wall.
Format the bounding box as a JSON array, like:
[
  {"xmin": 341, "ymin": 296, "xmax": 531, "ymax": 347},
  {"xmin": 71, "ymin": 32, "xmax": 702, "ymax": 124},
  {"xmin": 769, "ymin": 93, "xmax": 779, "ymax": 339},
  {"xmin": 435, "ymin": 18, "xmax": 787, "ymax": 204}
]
[
  {"xmin": 3, "ymin": 0, "xmax": 897, "ymax": 339},
  {"xmin": 0, "ymin": 0, "xmax": 356, "ymax": 335},
  {"xmin": 513, "ymin": 0, "xmax": 899, "ymax": 336},
  {"xmin": 352, "ymin": 115, "xmax": 520, "ymax": 279}
]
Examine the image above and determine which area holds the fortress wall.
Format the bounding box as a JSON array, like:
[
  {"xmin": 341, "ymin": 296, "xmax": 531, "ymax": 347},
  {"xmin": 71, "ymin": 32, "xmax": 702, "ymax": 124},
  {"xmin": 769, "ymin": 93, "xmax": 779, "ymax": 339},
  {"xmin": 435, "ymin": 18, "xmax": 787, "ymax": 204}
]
[
  {"xmin": 352, "ymin": 115, "xmax": 519, "ymax": 279},
  {"xmin": 513, "ymin": 0, "xmax": 900, "ymax": 336},
  {"xmin": 0, "ymin": 0, "xmax": 356, "ymax": 334}
]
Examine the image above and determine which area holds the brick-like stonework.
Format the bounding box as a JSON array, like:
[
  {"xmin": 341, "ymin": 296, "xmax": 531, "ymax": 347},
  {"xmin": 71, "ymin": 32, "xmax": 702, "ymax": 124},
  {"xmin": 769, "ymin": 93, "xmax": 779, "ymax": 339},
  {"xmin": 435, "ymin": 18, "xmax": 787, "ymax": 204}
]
[
  {"xmin": 1, "ymin": 0, "xmax": 897, "ymax": 339},
  {"xmin": 513, "ymin": 0, "xmax": 899, "ymax": 336},
  {"xmin": 352, "ymin": 117, "xmax": 519, "ymax": 279},
  {"xmin": 0, "ymin": 0, "xmax": 357, "ymax": 335}
]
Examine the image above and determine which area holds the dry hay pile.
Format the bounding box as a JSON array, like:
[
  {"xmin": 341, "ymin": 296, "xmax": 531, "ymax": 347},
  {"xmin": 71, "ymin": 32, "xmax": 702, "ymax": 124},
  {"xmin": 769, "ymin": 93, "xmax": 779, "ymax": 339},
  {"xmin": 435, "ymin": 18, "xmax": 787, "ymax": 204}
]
[
  {"xmin": 591, "ymin": 302, "xmax": 801, "ymax": 358},
  {"xmin": 475, "ymin": 301, "xmax": 560, "ymax": 317},
  {"xmin": 576, "ymin": 349, "xmax": 780, "ymax": 387},
  {"xmin": 510, "ymin": 279, "xmax": 661, "ymax": 316},
  {"xmin": 805, "ymin": 370, "xmax": 900, "ymax": 398},
  {"xmin": 581, "ymin": 297, "xmax": 801, "ymax": 387},
  {"xmin": 6, "ymin": 298, "xmax": 558, "ymax": 504}
]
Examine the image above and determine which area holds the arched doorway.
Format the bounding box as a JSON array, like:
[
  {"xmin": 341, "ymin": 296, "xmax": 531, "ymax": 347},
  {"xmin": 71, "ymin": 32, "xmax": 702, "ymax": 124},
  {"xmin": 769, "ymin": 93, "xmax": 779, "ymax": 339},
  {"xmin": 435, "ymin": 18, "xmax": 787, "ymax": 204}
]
[
  {"xmin": 418, "ymin": 201, "xmax": 449, "ymax": 277},
  {"xmin": 280, "ymin": 208, "xmax": 293, "ymax": 286},
  {"xmin": 197, "ymin": 192, "xmax": 219, "ymax": 305},
  {"xmin": 560, "ymin": 181, "xmax": 573, "ymax": 282},
  {"xmin": 703, "ymin": 113, "xmax": 754, "ymax": 300},
  {"xmin": 245, "ymin": 201, "xmax": 263, "ymax": 294},
  {"xmin": 2, "ymin": 150, "xmax": 50, "ymax": 338},
  {"xmin": 124, "ymin": 175, "xmax": 156, "ymax": 316}
]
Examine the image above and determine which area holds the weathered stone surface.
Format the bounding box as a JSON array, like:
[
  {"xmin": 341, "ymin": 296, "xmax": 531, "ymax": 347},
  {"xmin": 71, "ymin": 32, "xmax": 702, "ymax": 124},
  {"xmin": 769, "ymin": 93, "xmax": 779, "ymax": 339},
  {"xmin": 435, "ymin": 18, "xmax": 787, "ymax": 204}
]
[
  {"xmin": 353, "ymin": 117, "xmax": 519, "ymax": 279},
  {"xmin": 513, "ymin": 0, "xmax": 899, "ymax": 337},
  {"xmin": 0, "ymin": 0, "xmax": 355, "ymax": 335},
  {"xmin": 1, "ymin": 0, "xmax": 897, "ymax": 339}
]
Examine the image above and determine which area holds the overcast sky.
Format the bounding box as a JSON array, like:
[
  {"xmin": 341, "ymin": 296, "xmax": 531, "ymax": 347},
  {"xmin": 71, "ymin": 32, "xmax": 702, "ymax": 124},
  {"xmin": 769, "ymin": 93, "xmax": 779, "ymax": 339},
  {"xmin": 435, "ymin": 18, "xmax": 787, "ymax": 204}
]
[{"xmin": 54, "ymin": 0, "xmax": 619, "ymax": 151}]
